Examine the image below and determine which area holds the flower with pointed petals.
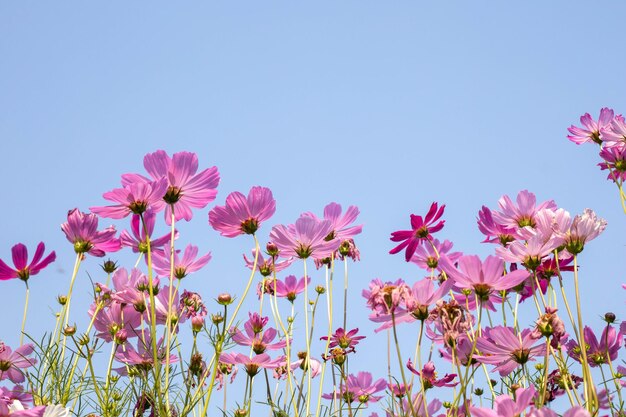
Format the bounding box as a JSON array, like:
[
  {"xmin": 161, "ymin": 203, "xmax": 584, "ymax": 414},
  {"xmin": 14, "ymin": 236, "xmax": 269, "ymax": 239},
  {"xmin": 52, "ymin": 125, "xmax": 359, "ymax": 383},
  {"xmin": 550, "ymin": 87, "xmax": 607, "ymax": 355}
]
[
  {"xmin": 120, "ymin": 211, "xmax": 177, "ymax": 254},
  {"xmin": 410, "ymin": 238, "xmax": 461, "ymax": 272},
  {"xmin": 115, "ymin": 336, "xmax": 177, "ymax": 376},
  {"xmin": 475, "ymin": 326, "xmax": 544, "ymax": 376},
  {"xmin": 231, "ymin": 325, "xmax": 287, "ymax": 354},
  {"xmin": 209, "ymin": 186, "xmax": 275, "ymax": 237},
  {"xmin": 477, "ymin": 206, "xmax": 517, "ymax": 245},
  {"xmin": 566, "ymin": 325, "xmax": 622, "ymax": 367},
  {"xmin": 0, "ymin": 386, "xmax": 33, "ymax": 407},
  {"xmin": 0, "ymin": 243, "xmax": 56, "ymax": 282},
  {"xmin": 386, "ymin": 394, "xmax": 442, "ymax": 417},
  {"xmin": 440, "ymin": 255, "xmax": 529, "ymax": 302},
  {"xmin": 471, "ymin": 386, "xmax": 536, "ymax": 417},
  {"xmin": 567, "ymin": 108, "xmax": 615, "ymax": 145},
  {"xmin": 303, "ymin": 202, "xmax": 363, "ymax": 242},
  {"xmin": 554, "ymin": 208, "xmax": 607, "ymax": 255},
  {"xmin": 406, "ymin": 360, "xmax": 457, "ymax": 388},
  {"xmin": 599, "ymin": 144, "xmax": 626, "ymax": 182},
  {"xmin": 152, "ymin": 244, "xmax": 211, "ymax": 279},
  {"xmin": 270, "ymin": 216, "xmax": 340, "ymax": 260},
  {"xmin": 123, "ymin": 150, "xmax": 220, "ymax": 225},
  {"xmin": 287, "ymin": 356, "xmax": 322, "ymax": 378},
  {"xmin": 321, "ymin": 328, "xmax": 365, "ymax": 351},
  {"xmin": 274, "ymin": 275, "xmax": 310, "ymax": 302},
  {"xmin": 90, "ymin": 178, "xmax": 168, "ymax": 219},
  {"xmin": 529, "ymin": 406, "xmax": 591, "ymax": 417},
  {"xmin": 219, "ymin": 353, "xmax": 284, "ymax": 377},
  {"xmin": 323, "ymin": 371, "xmax": 386, "ymax": 405},
  {"xmin": 90, "ymin": 302, "xmax": 141, "ymax": 342},
  {"xmin": 603, "ymin": 114, "xmax": 626, "ymax": 147},
  {"xmin": 243, "ymin": 249, "xmax": 293, "ymax": 277},
  {"xmin": 362, "ymin": 278, "xmax": 411, "ymax": 316},
  {"xmin": 496, "ymin": 231, "xmax": 562, "ymax": 270},
  {"xmin": 389, "ymin": 202, "xmax": 446, "ymax": 262},
  {"xmin": 0, "ymin": 344, "xmax": 37, "ymax": 384},
  {"xmin": 491, "ymin": 190, "xmax": 557, "ymax": 231},
  {"xmin": 61, "ymin": 208, "xmax": 121, "ymax": 257}
]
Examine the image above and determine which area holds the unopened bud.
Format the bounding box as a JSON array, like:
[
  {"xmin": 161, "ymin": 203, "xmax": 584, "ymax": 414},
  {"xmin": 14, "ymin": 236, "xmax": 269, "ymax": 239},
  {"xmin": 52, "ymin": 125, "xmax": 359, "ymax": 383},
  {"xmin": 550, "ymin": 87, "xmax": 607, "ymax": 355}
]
[
  {"xmin": 192, "ymin": 316, "xmax": 205, "ymax": 332},
  {"xmin": 77, "ymin": 334, "xmax": 90, "ymax": 346},
  {"xmin": 57, "ymin": 295, "xmax": 67, "ymax": 306},
  {"xmin": 315, "ymin": 285, "xmax": 326, "ymax": 294},
  {"xmin": 474, "ymin": 388, "xmax": 483, "ymax": 396},
  {"xmin": 63, "ymin": 325, "xmax": 76, "ymax": 336},
  {"xmin": 211, "ymin": 314, "xmax": 224, "ymax": 325},
  {"xmin": 114, "ymin": 329, "xmax": 128, "ymax": 345},
  {"xmin": 265, "ymin": 242, "xmax": 279, "ymax": 257},
  {"xmin": 234, "ymin": 408, "xmax": 248, "ymax": 417},
  {"xmin": 217, "ymin": 293, "xmax": 232, "ymax": 305},
  {"xmin": 101, "ymin": 259, "xmax": 118, "ymax": 274},
  {"xmin": 604, "ymin": 312, "xmax": 616, "ymax": 323}
]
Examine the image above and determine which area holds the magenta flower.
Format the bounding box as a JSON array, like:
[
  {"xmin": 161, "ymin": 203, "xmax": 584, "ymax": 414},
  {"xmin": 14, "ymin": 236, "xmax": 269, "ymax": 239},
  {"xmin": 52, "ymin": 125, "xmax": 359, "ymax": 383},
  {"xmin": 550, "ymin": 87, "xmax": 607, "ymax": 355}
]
[
  {"xmin": 219, "ymin": 353, "xmax": 284, "ymax": 377},
  {"xmin": 270, "ymin": 216, "xmax": 340, "ymax": 260},
  {"xmin": 209, "ymin": 186, "xmax": 275, "ymax": 237},
  {"xmin": 321, "ymin": 328, "xmax": 365, "ymax": 351},
  {"xmin": 491, "ymin": 190, "xmax": 557, "ymax": 231},
  {"xmin": 123, "ymin": 150, "xmax": 220, "ymax": 224},
  {"xmin": 231, "ymin": 326, "xmax": 287, "ymax": 355},
  {"xmin": 303, "ymin": 202, "xmax": 363, "ymax": 242},
  {"xmin": 554, "ymin": 208, "xmax": 607, "ymax": 254},
  {"xmin": 90, "ymin": 178, "xmax": 168, "ymax": 219},
  {"xmin": 273, "ymin": 275, "xmax": 310, "ymax": 302},
  {"xmin": 61, "ymin": 208, "xmax": 121, "ymax": 257},
  {"xmin": 0, "ymin": 344, "xmax": 37, "ymax": 384},
  {"xmin": 567, "ymin": 108, "xmax": 615, "ymax": 145},
  {"xmin": 389, "ymin": 202, "xmax": 445, "ymax": 262},
  {"xmin": 599, "ymin": 144, "xmax": 626, "ymax": 182},
  {"xmin": 406, "ymin": 360, "xmax": 457, "ymax": 388},
  {"xmin": 120, "ymin": 211, "xmax": 176, "ymax": 254},
  {"xmin": 152, "ymin": 244, "xmax": 211, "ymax": 279},
  {"xmin": 440, "ymin": 255, "xmax": 529, "ymax": 302},
  {"xmin": 477, "ymin": 205, "xmax": 517, "ymax": 245},
  {"xmin": 475, "ymin": 326, "xmax": 545, "ymax": 376},
  {"xmin": 324, "ymin": 371, "xmax": 386, "ymax": 405},
  {"xmin": 410, "ymin": 238, "xmax": 461, "ymax": 271},
  {"xmin": 471, "ymin": 386, "xmax": 536, "ymax": 417},
  {"xmin": 0, "ymin": 242, "xmax": 56, "ymax": 282},
  {"xmin": 566, "ymin": 325, "xmax": 622, "ymax": 367},
  {"xmin": 90, "ymin": 302, "xmax": 141, "ymax": 343},
  {"xmin": 243, "ymin": 249, "xmax": 293, "ymax": 277}
]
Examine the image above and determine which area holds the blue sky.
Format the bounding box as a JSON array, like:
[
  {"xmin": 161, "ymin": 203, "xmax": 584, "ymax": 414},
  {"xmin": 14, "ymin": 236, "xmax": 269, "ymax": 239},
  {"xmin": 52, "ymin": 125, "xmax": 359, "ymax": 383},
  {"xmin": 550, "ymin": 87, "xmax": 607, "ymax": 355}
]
[{"xmin": 1, "ymin": 2, "xmax": 625, "ymax": 414}]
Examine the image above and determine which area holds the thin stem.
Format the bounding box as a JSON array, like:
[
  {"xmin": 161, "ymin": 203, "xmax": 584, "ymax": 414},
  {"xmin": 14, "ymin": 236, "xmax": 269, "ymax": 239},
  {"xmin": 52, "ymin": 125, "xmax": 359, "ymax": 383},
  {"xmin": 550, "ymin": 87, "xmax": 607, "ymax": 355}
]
[{"xmin": 20, "ymin": 282, "xmax": 30, "ymax": 345}]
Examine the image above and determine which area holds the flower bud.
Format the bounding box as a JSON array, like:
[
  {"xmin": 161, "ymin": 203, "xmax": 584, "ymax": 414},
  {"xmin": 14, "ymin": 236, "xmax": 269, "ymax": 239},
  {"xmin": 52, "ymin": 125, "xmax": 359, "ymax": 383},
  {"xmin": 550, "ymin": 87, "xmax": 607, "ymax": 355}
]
[
  {"xmin": 265, "ymin": 242, "xmax": 279, "ymax": 257},
  {"xmin": 234, "ymin": 408, "xmax": 248, "ymax": 417},
  {"xmin": 315, "ymin": 285, "xmax": 326, "ymax": 294},
  {"xmin": 77, "ymin": 333, "xmax": 90, "ymax": 346},
  {"xmin": 114, "ymin": 329, "xmax": 128, "ymax": 345},
  {"xmin": 604, "ymin": 312, "xmax": 616, "ymax": 323},
  {"xmin": 211, "ymin": 314, "xmax": 224, "ymax": 325},
  {"xmin": 217, "ymin": 293, "xmax": 233, "ymax": 305},
  {"xmin": 192, "ymin": 316, "xmax": 205, "ymax": 332},
  {"xmin": 474, "ymin": 388, "xmax": 483, "ymax": 396},
  {"xmin": 57, "ymin": 295, "xmax": 68, "ymax": 306},
  {"xmin": 63, "ymin": 325, "xmax": 76, "ymax": 336},
  {"xmin": 101, "ymin": 259, "xmax": 118, "ymax": 274}
]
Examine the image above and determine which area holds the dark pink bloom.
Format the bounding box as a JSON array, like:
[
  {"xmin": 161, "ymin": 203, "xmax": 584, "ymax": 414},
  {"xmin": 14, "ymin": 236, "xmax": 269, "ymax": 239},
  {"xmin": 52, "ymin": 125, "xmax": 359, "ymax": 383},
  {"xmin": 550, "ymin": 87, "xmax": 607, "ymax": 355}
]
[
  {"xmin": 270, "ymin": 216, "xmax": 340, "ymax": 260},
  {"xmin": 90, "ymin": 178, "xmax": 168, "ymax": 219},
  {"xmin": 123, "ymin": 150, "xmax": 220, "ymax": 224},
  {"xmin": 406, "ymin": 360, "xmax": 457, "ymax": 388},
  {"xmin": 273, "ymin": 275, "xmax": 310, "ymax": 302},
  {"xmin": 120, "ymin": 211, "xmax": 176, "ymax": 254},
  {"xmin": 475, "ymin": 326, "xmax": 545, "ymax": 376},
  {"xmin": 219, "ymin": 353, "xmax": 284, "ymax": 377},
  {"xmin": 179, "ymin": 290, "xmax": 207, "ymax": 319},
  {"xmin": 598, "ymin": 143, "xmax": 626, "ymax": 182},
  {"xmin": 477, "ymin": 206, "xmax": 517, "ymax": 246},
  {"xmin": 245, "ymin": 312, "xmax": 268, "ymax": 334},
  {"xmin": 566, "ymin": 325, "xmax": 622, "ymax": 367},
  {"xmin": 209, "ymin": 186, "xmax": 276, "ymax": 237},
  {"xmin": 440, "ymin": 255, "xmax": 529, "ymax": 302},
  {"xmin": 471, "ymin": 386, "xmax": 536, "ymax": 417},
  {"xmin": 567, "ymin": 108, "xmax": 615, "ymax": 145},
  {"xmin": 321, "ymin": 328, "xmax": 365, "ymax": 351},
  {"xmin": 389, "ymin": 202, "xmax": 445, "ymax": 262},
  {"xmin": 0, "ymin": 344, "xmax": 36, "ymax": 384},
  {"xmin": 303, "ymin": 202, "xmax": 363, "ymax": 242},
  {"xmin": 0, "ymin": 242, "xmax": 55, "ymax": 282},
  {"xmin": 491, "ymin": 190, "xmax": 557, "ymax": 231},
  {"xmin": 152, "ymin": 244, "xmax": 211, "ymax": 279},
  {"xmin": 410, "ymin": 238, "xmax": 462, "ymax": 272},
  {"xmin": 61, "ymin": 208, "xmax": 121, "ymax": 257},
  {"xmin": 243, "ymin": 249, "xmax": 293, "ymax": 277}
]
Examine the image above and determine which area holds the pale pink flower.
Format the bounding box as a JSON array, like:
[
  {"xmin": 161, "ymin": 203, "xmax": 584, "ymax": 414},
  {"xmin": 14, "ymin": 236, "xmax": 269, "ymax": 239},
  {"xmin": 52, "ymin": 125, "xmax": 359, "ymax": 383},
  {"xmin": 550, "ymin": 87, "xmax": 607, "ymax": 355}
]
[
  {"xmin": 0, "ymin": 242, "xmax": 55, "ymax": 282},
  {"xmin": 230, "ymin": 326, "xmax": 287, "ymax": 355},
  {"xmin": 567, "ymin": 108, "xmax": 615, "ymax": 145},
  {"xmin": 598, "ymin": 144, "xmax": 626, "ymax": 182},
  {"xmin": 491, "ymin": 190, "xmax": 557, "ymax": 231},
  {"xmin": 90, "ymin": 301, "xmax": 142, "ymax": 342},
  {"xmin": 323, "ymin": 371, "xmax": 386, "ymax": 405},
  {"xmin": 554, "ymin": 208, "xmax": 607, "ymax": 254},
  {"xmin": 243, "ymin": 249, "xmax": 293, "ymax": 277},
  {"xmin": 115, "ymin": 336, "xmax": 177, "ymax": 375},
  {"xmin": 477, "ymin": 205, "xmax": 517, "ymax": 245},
  {"xmin": 123, "ymin": 150, "xmax": 220, "ymax": 224},
  {"xmin": 603, "ymin": 114, "xmax": 626, "ymax": 147},
  {"xmin": 219, "ymin": 353, "xmax": 284, "ymax": 377},
  {"xmin": 302, "ymin": 202, "xmax": 363, "ymax": 242},
  {"xmin": 386, "ymin": 394, "xmax": 442, "ymax": 417},
  {"xmin": 496, "ymin": 231, "xmax": 563, "ymax": 270},
  {"xmin": 120, "ymin": 211, "xmax": 176, "ymax": 254},
  {"xmin": 209, "ymin": 186, "xmax": 275, "ymax": 237},
  {"xmin": 90, "ymin": 178, "xmax": 168, "ymax": 219},
  {"xmin": 389, "ymin": 202, "xmax": 446, "ymax": 262},
  {"xmin": 61, "ymin": 208, "xmax": 121, "ymax": 257},
  {"xmin": 410, "ymin": 238, "xmax": 462, "ymax": 272},
  {"xmin": 152, "ymin": 244, "xmax": 211, "ymax": 279},
  {"xmin": 529, "ymin": 406, "xmax": 590, "ymax": 417},
  {"xmin": 0, "ymin": 344, "xmax": 37, "ymax": 383},
  {"xmin": 362, "ymin": 278, "xmax": 411, "ymax": 316},
  {"xmin": 273, "ymin": 275, "xmax": 310, "ymax": 302},
  {"xmin": 471, "ymin": 386, "xmax": 536, "ymax": 417},
  {"xmin": 270, "ymin": 216, "xmax": 340, "ymax": 260},
  {"xmin": 475, "ymin": 327, "xmax": 544, "ymax": 376},
  {"xmin": 566, "ymin": 325, "xmax": 622, "ymax": 367},
  {"xmin": 0, "ymin": 398, "xmax": 45, "ymax": 417}
]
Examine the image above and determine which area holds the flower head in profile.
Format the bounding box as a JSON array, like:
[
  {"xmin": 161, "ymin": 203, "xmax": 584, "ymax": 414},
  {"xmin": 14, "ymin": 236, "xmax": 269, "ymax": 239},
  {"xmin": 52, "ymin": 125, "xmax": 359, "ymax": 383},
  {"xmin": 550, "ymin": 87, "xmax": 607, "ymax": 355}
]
[
  {"xmin": 0, "ymin": 344, "xmax": 37, "ymax": 384},
  {"xmin": 0, "ymin": 242, "xmax": 56, "ymax": 283},
  {"xmin": 90, "ymin": 178, "xmax": 168, "ymax": 219},
  {"xmin": 321, "ymin": 328, "xmax": 365, "ymax": 351},
  {"xmin": 61, "ymin": 208, "xmax": 121, "ymax": 257},
  {"xmin": 406, "ymin": 360, "xmax": 457, "ymax": 388},
  {"xmin": 477, "ymin": 205, "xmax": 517, "ymax": 246},
  {"xmin": 554, "ymin": 209, "xmax": 607, "ymax": 255},
  {"xmin": 491, "ymin": 190, "xmax": 557, "ymax": 231},
  {"xmin": 389, "ymin": 202, "xmax": 445, "ymax": 262},
  {"xmin": 566, "ymin": 325, "xmax": 622, "ymax": 367},
  {"xmin": 603, "ymin": 114, "xmax": 626, "ymax": 148},
  {"xmin": 323, "ymin": 371, "xmax": 386, "ymax": 405},
  {"xmin": 152, "ymin": 244, "xmax": 211, "ymax": 279},
  {"xmin": 273, "ymin": 275, "xmax": 310, "ymax": 302},
  {"xmin": 120, "ymin": 211, "xmax": 177, "ymax": 254},
  {"xmin": 243, "ymin": 249, "xmax": 293, "ymax": 277},
  {"xmin": 115, "ymin": 336, "xmax": 177, "ymax": 376},
  {"xmin": 598, "ymin": 144, "xmax": 626, "ymax": 182},
  {"xmin": 567, "ymin": 108, "xmax": 615, "ymax": 145},
  {"xmin": 303, "ymin": 202, "xmax": 363, "ymax": 242},
  {"xmin": 410, "ymin": 238, "xmax": 461, "ymax": 272},
  {"xmin": 209, "ymin": 186, "xmax": 276, "ymax": 237},
  {"xmin": 270, "ymin": 216, "xmax": 340, "ymax": 260},
  {"xmin": 123, "ymin": 150, "xmax": 220, "ymax": 225}
]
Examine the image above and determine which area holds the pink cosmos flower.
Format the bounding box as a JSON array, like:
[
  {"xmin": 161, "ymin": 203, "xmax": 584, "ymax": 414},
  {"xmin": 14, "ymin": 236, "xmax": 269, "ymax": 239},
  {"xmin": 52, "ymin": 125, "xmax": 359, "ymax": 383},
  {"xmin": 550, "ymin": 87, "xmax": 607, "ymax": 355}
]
[
  {"xmin": 386, "ymin": 394, "xmax": 442, "ymax": 417},
  {"xmin": 471, "ymin": 386, "xmax": 536, "ymax": 417},
  {"xmin": 566, "ymin": 325, "xmax": 622, "ymax": 367},
  {"xmin": 477, "ymin": 206, "xmax": 517, "ymax": 245},
  {"xmin": 120, "ymin": 211, "xmax": 176, "ymax": 254},
  {"xmin": 0, "ymin": 344, "xmax": 37, "ymax": 384},
  {"xmin": 269, "ymin": 216, "xmax": 340, "ymax": 260},
  {"xmin": 389, "ymin": 202, "xmax": 445, "ymax": 262},
  {"xmin": 410, "ymin": 238, "xmax": 462, "ymax": 272},
  {"xmin": 90, "ymin": 301, "xmax": 142, "ymax": 343},
  {"xmin": 209, "ymin": 186, "xmax": 276, "ymax": 237},
  {"xmin": 0, "ymin": 398, "xmax": 45, "ymax": 417},
  {"xmin": 122, "ymin": 150, "xmax": 220, "ymax": 224},
  {"xmin": 152, "ymin": 244, "xmax": 211, "ymax": 279},
  {"xmin": 362, "ymin": 278, "xmax": 411, "ymax": 316},
  {"xmin": 554, "ymin": 208, "xmax": 607, "ymax": 255},
  {"xmin": 475, "ymin": 326, "xmax": 545, "ymax": 376},
  {"xmin": 302, "ymin": 202, "xmax": 363, "ymax": 242},
  {"xmin": 0, "ymin": 386, "xmax": 33, "ymax": 407},
  {"xmin": 115, "ymin": 336, "xmax": 178, "ymax": 375},
  {"xmin": 598, "ymin": 144, "xmax": 626, "ymax": 182},
  {"xmin": 603, "ymin": 114, "xmax": 626, "ymax": 148},
  {"xmin": 230, "ymin": 326, "xmax": 287, "ymax": 355},
  {"xmin": 320, "ymin": 328, "xmax": 365, "ymax": 351},
  {"xmin": 406, "ymin": 360, "xmax": 457, "ymax": 388},
  {"xmin": 567, "ymin": 108, "xmax": 615, "ymax": 145},
  {"xmin": 323, "ymin": 371, "xmax": 386, "ymax": 405},
  {"xmin": 179, "ymin": 290, "xmax": 207, "ymax": 319},
  {"xmin": 61, "ymin": 208, "xmax": 121, "ymax": 257},
  {"xmin": 496, "ymin": 231, "xmax": 562, "ymax": 270},
  {"xmin": 273, "ymin": 275, "xmax": 310, "ymax": 302},
  {"xmin": 286, "ymin": 357, "xmax": 322, "ymax": 378},
  {"xmin": 529, "ymin": 406, "xmax": 591, "ymax": 417},
  {"xmin": 243, "ymin": 249, "xmax": 293, "ymax": 277},
  {"xmin": 491, "ymin": 190, "xmax": 557, "ymax": 231},
  {"xmin": 440, "ymin": 255, "xmax": 529, "ymax": 302},
  {"xmin": 90, "ymin": 178, "xmax": 168, "ymax": 219},
  {"xmin": 0, "ymin": 242, "xmax": 56, "ymax": 282},
  {"xmin": 219, "ymin": 353, "xmax": 284, "ymax": 377}
]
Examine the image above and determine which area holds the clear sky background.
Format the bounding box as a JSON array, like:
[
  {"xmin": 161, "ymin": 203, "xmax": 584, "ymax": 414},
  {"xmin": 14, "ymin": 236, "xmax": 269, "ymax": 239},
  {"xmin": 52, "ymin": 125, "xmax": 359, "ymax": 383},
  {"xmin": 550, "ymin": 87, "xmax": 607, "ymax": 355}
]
[{"xmin": 1, "ymin": 2, "xmax": 625, "ymax": 414}]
